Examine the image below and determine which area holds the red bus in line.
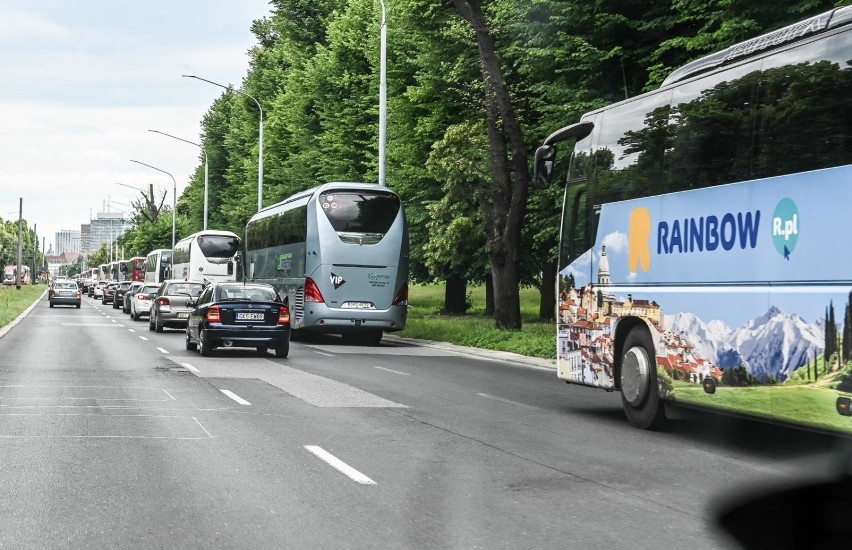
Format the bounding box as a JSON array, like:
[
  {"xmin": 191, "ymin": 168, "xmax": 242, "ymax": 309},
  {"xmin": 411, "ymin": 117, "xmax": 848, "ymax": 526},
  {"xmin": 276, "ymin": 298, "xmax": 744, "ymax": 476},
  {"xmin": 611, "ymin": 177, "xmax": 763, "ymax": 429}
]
[{"xmin": 121, "ymin": 257, "xmax": 146, "ymax": 282}]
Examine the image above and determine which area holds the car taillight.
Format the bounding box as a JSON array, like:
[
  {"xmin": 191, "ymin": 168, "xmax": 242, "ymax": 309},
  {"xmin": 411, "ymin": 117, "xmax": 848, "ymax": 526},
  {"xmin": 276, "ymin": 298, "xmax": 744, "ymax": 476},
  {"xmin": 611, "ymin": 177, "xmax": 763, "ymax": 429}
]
[
  {"xmin": 206, "ymin": 305, "xmax": 221, "ymax": 322},
  {"xmin": 49, "ymin": 290, "xmax": 55, "ymax": 298},
  {"xmin": 392, "ymin": 284, "xmax": 409, "ymax": 306},
  {"xmin": 76, "ymin": 291, "xmax": 81, "ymax": 298},
  {"xmin": 137, "ymin": 294, "xmax": 149, "ymax": 301},
  {"xmin": 304, "ymin": 277, "xmax": 324, "ymax": 303},
  {"xmin": 278, "ymin": 305, "xmax": 290, "ymax": 325},
  {"xmin": 158, "ymin": 297, "xmax": 170, "ymax": 306}
]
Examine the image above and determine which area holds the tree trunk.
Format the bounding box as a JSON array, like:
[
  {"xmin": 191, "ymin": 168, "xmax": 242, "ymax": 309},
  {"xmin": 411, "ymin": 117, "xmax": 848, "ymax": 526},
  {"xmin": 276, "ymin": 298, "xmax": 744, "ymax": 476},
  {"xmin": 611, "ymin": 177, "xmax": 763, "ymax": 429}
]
[
  {"xmin": 451, "ymin": 0, "xmax": 531, "ymax": 330},
  {"xmin": 484, "ymin": 271, "xmax": 494, "ymax": 317},
  {"xmin": 539, "ymin": 259, "xmax": 557, "ymax": 321},
  {"xmin": 443, "ymin": 275, "xmax": 468, "ymax": 315}
]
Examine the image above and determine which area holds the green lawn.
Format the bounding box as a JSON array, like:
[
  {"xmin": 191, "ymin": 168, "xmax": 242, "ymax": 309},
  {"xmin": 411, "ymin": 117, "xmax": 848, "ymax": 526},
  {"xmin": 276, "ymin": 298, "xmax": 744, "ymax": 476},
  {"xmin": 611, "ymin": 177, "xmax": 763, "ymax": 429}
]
[
  {"xmin": 0, "ymin": 284, "xmax": 46, "ymax": 328},
  {"xmin": 399, "ymin": 284, "xmax": 556, "ymax": 359}
]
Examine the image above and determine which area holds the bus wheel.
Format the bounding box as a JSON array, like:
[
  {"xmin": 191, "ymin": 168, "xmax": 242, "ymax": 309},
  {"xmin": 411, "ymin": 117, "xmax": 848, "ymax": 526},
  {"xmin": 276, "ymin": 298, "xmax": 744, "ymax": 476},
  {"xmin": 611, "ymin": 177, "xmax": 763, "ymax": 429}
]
[
  {"xmin": 363, "ymin": 329, "xmax": 383, "ymax": 346},
  {"xmin": 256, "ymin": 346, "xmax": 268, "ymax": 356},
  {"xmin": 619, "ymin": 327, "xmax": 665, "ymax": 430},
  {"xmin": 199, "ymin": 328, "xmax": 214, "ymax": 357}
]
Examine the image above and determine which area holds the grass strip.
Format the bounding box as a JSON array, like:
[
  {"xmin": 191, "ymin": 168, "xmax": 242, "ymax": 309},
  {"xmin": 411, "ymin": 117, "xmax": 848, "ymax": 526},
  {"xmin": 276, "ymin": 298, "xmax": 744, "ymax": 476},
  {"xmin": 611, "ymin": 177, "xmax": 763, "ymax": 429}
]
[{"xmin": 0, "ymin": 284, "xmax": 46, "ymax": 328}]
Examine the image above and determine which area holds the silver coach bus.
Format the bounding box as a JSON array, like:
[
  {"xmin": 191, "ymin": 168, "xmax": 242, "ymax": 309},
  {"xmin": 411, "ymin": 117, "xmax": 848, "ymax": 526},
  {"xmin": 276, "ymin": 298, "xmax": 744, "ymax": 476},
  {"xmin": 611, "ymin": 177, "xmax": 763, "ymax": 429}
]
[{"xmin": 245, "ymin": 182, "xmax": 408, "ymax": 345}]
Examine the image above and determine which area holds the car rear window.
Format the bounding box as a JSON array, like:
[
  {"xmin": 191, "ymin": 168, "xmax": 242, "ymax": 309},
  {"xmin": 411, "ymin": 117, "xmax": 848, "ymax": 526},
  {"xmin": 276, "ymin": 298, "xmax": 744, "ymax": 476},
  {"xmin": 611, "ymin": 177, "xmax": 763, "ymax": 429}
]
[
  {"xmin": 166, "ymin": 283, "xmax": 204, "ymax": 297},
  {"xmin": 55, "ymin": 282, "xmax": 77, "ymax": 289},
  {"xmin": 141, "ymin": 286, "xmax": 160, "ymax": 294},
  {"xmin": 215, "ymin": 286, "xmax": 277, "ymax": 302}
]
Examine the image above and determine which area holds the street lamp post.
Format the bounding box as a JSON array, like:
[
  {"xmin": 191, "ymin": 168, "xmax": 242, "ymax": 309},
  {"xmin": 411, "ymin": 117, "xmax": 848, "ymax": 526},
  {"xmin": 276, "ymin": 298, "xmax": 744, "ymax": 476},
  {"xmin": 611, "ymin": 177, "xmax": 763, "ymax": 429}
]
[
  {"xmin": 379, "ymin": 0, "xmax": 388, "ymax": 187},
  {"xmin": 129, "ymin": 160, "xmax": 177, "ymax": 247},
  {"xmin": 182, "ymin": 74, "xmax": 264, "ymax": 210},
  {"xmin": 148, "ymin": 129, "xmax": 209, "ymax": 230}
]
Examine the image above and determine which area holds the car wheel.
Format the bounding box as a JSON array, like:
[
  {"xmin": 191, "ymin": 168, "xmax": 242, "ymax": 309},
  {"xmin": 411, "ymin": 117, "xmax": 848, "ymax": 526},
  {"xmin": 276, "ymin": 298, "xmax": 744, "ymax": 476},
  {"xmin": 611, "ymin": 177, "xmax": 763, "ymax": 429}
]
[
  {"xmin": 75, "ymin": 304, "xmax": 80, "ymax": 309},
  {"xmin": 185, "ymin": 329, "xmax": 197, "ymax": 351},
  {"xmin": 155, "ymin": 315, "xmax": 164, "ymax": 333},
  {"xmin": 148, "ymin": 314, "xmax": 155, "ymax": 331},
  {"xmin": 49, "ymin": 302, "xmax": 54, "ymax": 308},
  {"xmin": 256, "ymin": 346, "xmax": 268, "ymax": 356},
  {"xmin": 131, "ymin": 307, "xmax": 138, "ymax": 321},
  {"xmin": 198, "ymin": 328, "xmax": 214, "ymax": 357},
  {"xmin": 620, "ymin": 327, "xmax": 666, "ymax": 430},
  {"xmin": 275, "ymin": 338, "xmax": 289, "ymax": 358}
]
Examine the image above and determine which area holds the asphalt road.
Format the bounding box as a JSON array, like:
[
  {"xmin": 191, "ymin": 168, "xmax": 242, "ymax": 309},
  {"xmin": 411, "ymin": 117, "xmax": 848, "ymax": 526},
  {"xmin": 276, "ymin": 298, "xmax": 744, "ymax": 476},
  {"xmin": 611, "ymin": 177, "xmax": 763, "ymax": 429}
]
[{"xmin": 0, "ymin": 294, "xmax": 847, "ymax": 549}]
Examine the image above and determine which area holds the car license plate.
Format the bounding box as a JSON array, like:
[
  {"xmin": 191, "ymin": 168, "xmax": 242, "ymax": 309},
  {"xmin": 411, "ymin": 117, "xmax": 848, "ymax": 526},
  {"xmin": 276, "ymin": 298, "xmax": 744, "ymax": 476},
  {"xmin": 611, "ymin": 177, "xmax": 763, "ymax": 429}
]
[
  {"xmin": 237, "ymin": 312, "xmax": 264, "ymax": 321},
  {"xmin": 60, "ymin": 291, "xmax": 72, "ymax": 296},
  {"xmin": 178, "ymin": 313, "xmax": 189, "ymax": 319}
]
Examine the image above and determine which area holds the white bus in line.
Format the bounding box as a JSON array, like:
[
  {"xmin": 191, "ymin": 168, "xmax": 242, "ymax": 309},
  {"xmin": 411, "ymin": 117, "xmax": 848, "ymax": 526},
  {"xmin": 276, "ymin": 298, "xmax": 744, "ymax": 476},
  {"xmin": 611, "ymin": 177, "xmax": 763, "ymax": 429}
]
[
  {"xmin": 171, "ymin": 230, "xmax": 242, "ymax": 284},
  {"xmin": 245, "ymin": 182, "xmax": 408, "ymax": 345},
  {"xmin": 144, "ymin": 249, "xmax": 172, "ymax": 284}
]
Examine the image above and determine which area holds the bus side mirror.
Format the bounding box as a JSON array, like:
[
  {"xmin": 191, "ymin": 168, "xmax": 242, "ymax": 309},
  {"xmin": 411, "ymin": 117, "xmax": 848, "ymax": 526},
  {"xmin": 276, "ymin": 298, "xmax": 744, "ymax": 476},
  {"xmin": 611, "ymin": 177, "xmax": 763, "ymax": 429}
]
[{"xmin": 533, "ymin": 145, "xmax": 556, "ymax": 189}]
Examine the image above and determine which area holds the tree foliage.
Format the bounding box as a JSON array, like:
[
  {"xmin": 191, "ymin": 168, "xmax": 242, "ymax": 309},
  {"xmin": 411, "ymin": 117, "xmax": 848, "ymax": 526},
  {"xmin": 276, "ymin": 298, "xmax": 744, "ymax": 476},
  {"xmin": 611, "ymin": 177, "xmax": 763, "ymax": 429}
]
[{"xmin": 158, "ymin": 0, "xmax": 847, "ymax": 328}]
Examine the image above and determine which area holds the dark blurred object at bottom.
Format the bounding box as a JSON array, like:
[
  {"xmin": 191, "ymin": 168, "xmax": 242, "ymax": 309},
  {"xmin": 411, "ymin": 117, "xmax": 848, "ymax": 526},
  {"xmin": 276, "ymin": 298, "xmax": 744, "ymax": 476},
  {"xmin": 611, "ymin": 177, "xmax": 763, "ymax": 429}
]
[{"xmin": 718, "ymin": 475, "xmax": 852, "ymax": 550}]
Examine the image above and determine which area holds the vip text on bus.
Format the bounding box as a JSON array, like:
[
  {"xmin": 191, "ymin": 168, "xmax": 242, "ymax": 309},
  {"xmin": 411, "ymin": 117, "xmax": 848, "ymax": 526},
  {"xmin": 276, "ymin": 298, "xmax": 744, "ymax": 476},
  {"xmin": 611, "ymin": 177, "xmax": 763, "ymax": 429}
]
[
  {"xmin": 535, "ymin": 6, "xmax": 852, "ymax": 435},
  {"xmin": 245, "ymin": 182, "xmax": 408, "ymax": 345}
]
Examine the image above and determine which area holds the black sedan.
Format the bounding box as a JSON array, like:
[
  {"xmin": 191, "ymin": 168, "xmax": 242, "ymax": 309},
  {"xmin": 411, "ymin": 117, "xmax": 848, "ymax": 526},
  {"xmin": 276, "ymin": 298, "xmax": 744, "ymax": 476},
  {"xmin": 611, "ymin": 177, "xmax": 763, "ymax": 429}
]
[
  {"xmin": 112, "ymin": 281, "xmax": 133, "ymax": 309},
  {"xmin": 185, "ymin": 282, "xmax": 290, "ymax": 358}
]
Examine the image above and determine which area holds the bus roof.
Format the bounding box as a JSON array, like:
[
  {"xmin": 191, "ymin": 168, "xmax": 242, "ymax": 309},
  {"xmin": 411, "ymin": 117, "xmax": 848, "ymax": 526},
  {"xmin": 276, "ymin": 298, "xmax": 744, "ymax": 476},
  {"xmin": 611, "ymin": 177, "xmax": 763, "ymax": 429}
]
[{"xmin": 662, "ymin": 6, "xmax": 852, "ymax": 86}]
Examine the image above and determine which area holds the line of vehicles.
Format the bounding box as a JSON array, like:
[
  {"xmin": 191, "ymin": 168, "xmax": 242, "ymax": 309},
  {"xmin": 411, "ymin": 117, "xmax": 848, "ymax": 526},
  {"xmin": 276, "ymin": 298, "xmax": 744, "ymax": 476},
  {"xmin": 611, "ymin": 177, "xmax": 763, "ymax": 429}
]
[{"xmin": 64, "ymin": 183, "xmax": 409, "ymax": 351}]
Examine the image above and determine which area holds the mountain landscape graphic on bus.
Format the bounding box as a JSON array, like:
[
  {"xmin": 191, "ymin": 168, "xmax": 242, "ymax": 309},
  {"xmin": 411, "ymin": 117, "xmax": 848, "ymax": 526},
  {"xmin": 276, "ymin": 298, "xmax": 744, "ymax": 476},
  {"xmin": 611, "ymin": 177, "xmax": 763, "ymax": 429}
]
[{"xmin": 665, "ymin": 307, "xmax": 823, "ymax": 383}]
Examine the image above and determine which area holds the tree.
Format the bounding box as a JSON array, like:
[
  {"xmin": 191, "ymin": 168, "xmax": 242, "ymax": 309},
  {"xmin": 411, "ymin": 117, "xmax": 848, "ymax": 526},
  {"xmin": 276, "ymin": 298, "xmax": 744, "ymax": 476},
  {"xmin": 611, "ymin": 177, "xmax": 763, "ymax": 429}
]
[{"xmin": 449, "ymin": 0, "xmax": 532, "ymax": 330}]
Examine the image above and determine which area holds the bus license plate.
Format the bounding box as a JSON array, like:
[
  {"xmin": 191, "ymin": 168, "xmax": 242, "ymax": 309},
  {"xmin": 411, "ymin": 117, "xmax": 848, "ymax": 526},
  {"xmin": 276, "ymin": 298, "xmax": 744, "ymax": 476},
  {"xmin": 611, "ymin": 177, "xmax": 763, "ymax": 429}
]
[
  {"xmin": 237, "ymin": 313, "xmax": 264, "ymax": 321},
  {"xmin": 342, "ymin": 302, "xmax": 374, "ymax": 309}
]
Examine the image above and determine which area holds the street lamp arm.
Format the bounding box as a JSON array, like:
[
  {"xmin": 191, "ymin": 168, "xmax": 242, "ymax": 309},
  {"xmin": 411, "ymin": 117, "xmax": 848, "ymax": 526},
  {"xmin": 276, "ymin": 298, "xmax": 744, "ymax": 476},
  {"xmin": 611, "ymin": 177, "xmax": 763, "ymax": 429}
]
[
  {"xmin": 148, "ymin": 129, "xmax": 210, "ymax": 230},
  {"xmin": 183, "ymin": 73, "xmax": 264, "ymax": 210}
]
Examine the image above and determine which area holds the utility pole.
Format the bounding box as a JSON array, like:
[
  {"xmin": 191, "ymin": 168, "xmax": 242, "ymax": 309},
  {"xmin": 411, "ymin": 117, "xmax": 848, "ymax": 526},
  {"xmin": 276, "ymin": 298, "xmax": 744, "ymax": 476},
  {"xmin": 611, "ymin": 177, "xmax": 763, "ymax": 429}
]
[{"xmin": 16, "ymin": 198, "xmax": 22, "ymax": 290}]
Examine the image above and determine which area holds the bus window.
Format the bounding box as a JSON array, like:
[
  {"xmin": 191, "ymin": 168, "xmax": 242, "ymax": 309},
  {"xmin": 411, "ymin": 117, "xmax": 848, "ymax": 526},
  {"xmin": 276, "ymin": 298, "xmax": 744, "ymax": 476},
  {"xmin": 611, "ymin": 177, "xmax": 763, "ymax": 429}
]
[{"xmin": 319, "ymin": 191, "xmax": 400, "ymax": 234}]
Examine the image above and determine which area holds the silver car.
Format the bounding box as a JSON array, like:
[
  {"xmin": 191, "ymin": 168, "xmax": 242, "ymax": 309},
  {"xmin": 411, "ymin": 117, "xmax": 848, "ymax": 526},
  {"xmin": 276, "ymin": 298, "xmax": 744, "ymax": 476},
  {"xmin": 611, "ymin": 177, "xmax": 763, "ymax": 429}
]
[
  {"xmin": 123, "ymin": 282, "xmax": 144, "ymax": 313},
  {"xmin": 129, "ymin": 284, "xmax": 161, "ymax": 321},
  {"xmin": 149, "ymin": 280, "xmax": 205, "ymax": 333}
]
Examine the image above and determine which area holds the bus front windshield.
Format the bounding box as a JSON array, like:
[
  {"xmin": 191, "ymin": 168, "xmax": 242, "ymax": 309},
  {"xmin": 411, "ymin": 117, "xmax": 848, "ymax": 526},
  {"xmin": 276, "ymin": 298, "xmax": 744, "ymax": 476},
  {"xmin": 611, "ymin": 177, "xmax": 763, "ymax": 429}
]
[
  {"xmin": 197, "ymin": 236, "xmax": 240, "ymax": 258},
  {"xmin": 319, "ymin": 191, "xmax": 400, "ymax": 234}
]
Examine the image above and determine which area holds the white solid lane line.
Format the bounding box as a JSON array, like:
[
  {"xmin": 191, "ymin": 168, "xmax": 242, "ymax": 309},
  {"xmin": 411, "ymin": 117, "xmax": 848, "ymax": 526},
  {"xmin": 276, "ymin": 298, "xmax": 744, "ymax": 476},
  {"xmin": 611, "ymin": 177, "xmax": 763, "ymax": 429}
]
[
  {"xmin": 476, "ymin": 392, "xmax": 538, "ymax": 410},
  {"xmin": 181, "ymin": 363, "xmax": 200, "ymax": 373},
  {"xmin": 374, "ymin": 366, "xmax": 410, "ymax": 376},
  {"xmin": 220, "ymin": 389, "xmax": 251, "ymax": 405},
  {"xmin": 304, "ymin": 445, "xmax": 376, "ymax": 485}
]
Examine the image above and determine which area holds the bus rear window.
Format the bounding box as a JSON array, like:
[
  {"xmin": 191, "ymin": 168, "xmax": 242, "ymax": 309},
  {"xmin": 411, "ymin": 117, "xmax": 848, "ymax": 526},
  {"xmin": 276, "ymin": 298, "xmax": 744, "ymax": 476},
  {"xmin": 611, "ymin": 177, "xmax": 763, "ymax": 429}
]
[
  {"xmin": 319, "ymin": 191, "xmax": 400, "ymax": 234},
  {"xmin": 197, "ymin": 236, "xmax": 240, "ymax": 258}
]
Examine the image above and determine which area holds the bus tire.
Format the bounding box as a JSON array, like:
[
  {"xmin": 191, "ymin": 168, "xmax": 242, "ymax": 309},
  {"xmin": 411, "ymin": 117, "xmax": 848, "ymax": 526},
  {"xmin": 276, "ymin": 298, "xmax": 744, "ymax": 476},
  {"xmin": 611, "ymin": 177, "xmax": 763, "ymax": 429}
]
[
  {"xmin": 199, "ymin": 328, "xmax": 214, "ymax": 357},
  {"xmin": 256, "ymin": 346, "xmax": 268, "ymax": 356},
  {"xmin": 185, "ymin": 330, "xmax": 197, "ymax": 351},
  {"xmin": 364, "ymin": 329, "xmax": 383, "ymax": 346},
  {"xmin": 275, "ymin": 339, "xmax": 289, "ymax": 358},
  {"xmin": 619, "ymin": 327, "xmax": 666, "ymax": 430}
]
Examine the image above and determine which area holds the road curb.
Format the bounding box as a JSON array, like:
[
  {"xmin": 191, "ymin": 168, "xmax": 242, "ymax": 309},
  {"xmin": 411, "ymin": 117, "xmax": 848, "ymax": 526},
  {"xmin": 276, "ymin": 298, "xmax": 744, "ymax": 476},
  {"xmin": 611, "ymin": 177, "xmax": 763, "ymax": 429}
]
[
  {"xmin": 384, "ymin": 333, "xmax": 557, "ymax": 371},
  {"xmin": 0, "ymin": 288, "xmax": 48, "ymax": 340}
]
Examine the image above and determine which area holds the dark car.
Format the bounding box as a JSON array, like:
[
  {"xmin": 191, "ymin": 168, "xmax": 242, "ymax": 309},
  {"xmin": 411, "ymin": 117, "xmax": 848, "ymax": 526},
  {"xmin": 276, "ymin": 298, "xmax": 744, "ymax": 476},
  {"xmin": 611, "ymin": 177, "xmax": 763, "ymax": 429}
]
[
  {"xmin": 149, "ymin": 280, "xmax": 205, "ymax": 333},
  {"xmin": 101, "ymin": 282, "xmax": 119, "ymax": 305},
  {"xmin": 123, "ymin": 282, "xmax": 144, "ymax": 314},
  {"xmin": 112, "ymin": 281, "xmax": 133, "ymax": 309},
  {"xmin": 185, "ymin": 282, "xmax": 290, "ymax": 358},
  {"xmin": 49, "ymin": 281, "xmax": 81, "ymax": 308}
]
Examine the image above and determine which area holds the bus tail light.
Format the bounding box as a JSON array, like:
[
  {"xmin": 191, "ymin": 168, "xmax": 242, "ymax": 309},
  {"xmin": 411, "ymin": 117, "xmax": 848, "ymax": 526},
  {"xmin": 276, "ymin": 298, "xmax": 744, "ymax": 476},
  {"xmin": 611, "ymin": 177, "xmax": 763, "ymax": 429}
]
[
  {"xmin": 206, "ymin": 305, "xmax": 221, "ymax": 323},
  {"xmin": 278, "ymin": 305, "xmax": 290, "ymax": 325},
  {"xmin": 392, "ymin": 284, "xmax": 409, "ymax": 306},
  {"xmin": 304, "ymin": 278, "xmax": 325, "ymax": 303}
]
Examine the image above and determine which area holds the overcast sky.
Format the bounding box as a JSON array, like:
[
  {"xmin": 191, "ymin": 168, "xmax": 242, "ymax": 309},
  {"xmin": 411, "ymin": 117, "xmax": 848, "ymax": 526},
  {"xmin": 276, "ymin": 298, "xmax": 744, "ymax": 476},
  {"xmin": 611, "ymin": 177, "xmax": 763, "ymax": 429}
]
[{"xmin": 0, "ymin": 1, "xmax": 272, "ymax": 252}]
